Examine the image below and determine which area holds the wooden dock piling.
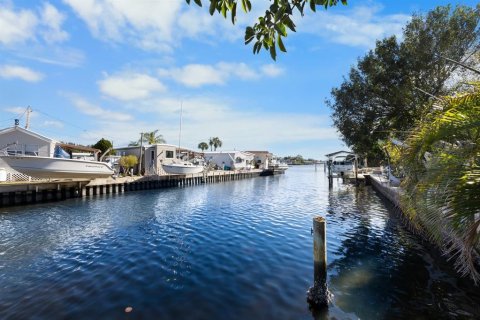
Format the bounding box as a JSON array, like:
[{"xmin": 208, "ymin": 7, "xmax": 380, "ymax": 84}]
[
  {"xmin": 307, "ymin": 216, "xmax": 331, "ymax": 308},
  {"xmin": 0, "ymin": 169, "xmax": 281, "ymax": 207}
]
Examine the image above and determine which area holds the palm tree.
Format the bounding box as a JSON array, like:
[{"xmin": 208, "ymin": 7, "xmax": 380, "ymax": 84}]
[
  {"xmin": 212, "ymin": 137, "xmax": 222, "ymax": 151},
  {"xmin": 129, "ymin": 130, "xmax": 166, "ymax": 146},
  {"xmin": 389, "ymin": 83, "xmax": 480, "ymax": 283},
  {"xmin": 198, "ymin": 142, "xmax": 209, "ymax": 152},
  {"xmin": 143, "ymin": 130, "xmax": 166, "ymax": 144},
  {"xmin": 208, "ymin": 137, "xmax": 214, "ymax": 151}
]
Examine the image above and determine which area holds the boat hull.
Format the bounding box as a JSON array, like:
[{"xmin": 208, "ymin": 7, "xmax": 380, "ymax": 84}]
[
  {"xmin": 0, "ymin": 155, "xmax": 114, "ymax": 179},
  {"xmin": 162, "ymin": 163, "xmax": 204, "ymax": 175}
]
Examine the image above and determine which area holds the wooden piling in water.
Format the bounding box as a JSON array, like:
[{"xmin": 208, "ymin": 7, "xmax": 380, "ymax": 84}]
[{"xmin": 307, "ymin": 216, "xmax": 331, "ymax": 308}]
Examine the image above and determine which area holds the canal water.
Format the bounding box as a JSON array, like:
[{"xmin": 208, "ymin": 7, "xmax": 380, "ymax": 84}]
[{"xmin": 1, "ymin": 166, "xmax": 479, "ymax": 319}]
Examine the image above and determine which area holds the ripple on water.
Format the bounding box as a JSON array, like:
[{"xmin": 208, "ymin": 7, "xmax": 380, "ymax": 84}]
[{"xmin": 0, "ymin": 166, "xmax": 479, "ymax": 319}]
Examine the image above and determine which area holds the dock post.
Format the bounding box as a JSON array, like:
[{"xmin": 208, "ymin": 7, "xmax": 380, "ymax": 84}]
[{"xmin": 307, "ymin": 216, "xmax": 331, "ymax": 308}]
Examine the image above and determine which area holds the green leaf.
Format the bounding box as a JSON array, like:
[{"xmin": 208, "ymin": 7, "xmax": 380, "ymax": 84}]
[
  {"xmin": 246, "ymin": 0, "xmax": 252, "ymax": 11},
  {"xmin": 277, "ymin": 35, "xmax": 286, "ymax": 52},
  {"xmin": 231, "ymin": 2, "xmax": 237, "ymax": 24},
  {"xmin": 194, "ymin": 0, "xmax": 202, "ymax": 7},
  {"xmin": 284, "ymin": 17, "xmax": 296, "ymax": 32},
  {"xmin": 270, "ymin": 44, "xmax": 277, "ymax": 60},
  {"xmin": 221, "ymin": 2, "xmax": 227, "ymax": 18},
  {"xmin": 274, "ymin": 23, "xmax": 287, "ymax": 37},
  {"xmin": 209, "ymin": 0, "xmax": 217, "ymax": 15},
  {"xmin": 253, "ymin": 41, "xmax": 262, "ymax": 54},
  {"xmin": 245, "ymin": 27, "xmax": 255, "ymax": 44},
  {"xmin": 310, "ymin": 0, "xmax": 316, "ymax": 12},
  {"xmin": 241, "ymin": 0, "xmax": 247, "ymax": 13}
]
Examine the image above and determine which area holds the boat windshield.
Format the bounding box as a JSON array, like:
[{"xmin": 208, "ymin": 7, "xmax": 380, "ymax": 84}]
[{"xmin": 54, "ymin": 145, "xmax": 71, "ymax": 159}]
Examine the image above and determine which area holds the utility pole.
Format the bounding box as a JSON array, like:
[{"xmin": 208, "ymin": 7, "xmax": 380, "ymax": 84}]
[
  {"xmin": 139, "ymin": 132, "xmax": 144, "ymax": 175},
  {"xmin": 25, "ymin": 106, "xmax": 32, "ymax": 129}
]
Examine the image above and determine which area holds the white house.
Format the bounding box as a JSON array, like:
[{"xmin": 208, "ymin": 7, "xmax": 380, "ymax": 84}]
[
  {"xmin": 246, "ymin": 151, "xmax": 272, "ymax": 169},
  {"xmin": 203, "ymin": 151, "xmax": 254, "ymax": 170},
  {"xmin": 0, "ymin": 125, "xmax": 57, "ymax": 157}
]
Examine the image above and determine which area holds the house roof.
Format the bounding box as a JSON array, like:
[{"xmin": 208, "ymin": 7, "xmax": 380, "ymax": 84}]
[
  {"xmin": 0, "ymin": 126, "xmax": 57, "ymax": 143},
  {"xmin": 204, "ymin": 150, "xmax": 254, "ymax": 156},
  {"xmin": 325, "ymin": 150, "xmax": 354, "ymax": 157}
]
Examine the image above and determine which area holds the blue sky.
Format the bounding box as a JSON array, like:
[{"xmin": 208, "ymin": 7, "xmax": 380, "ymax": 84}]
[{"xmin": 0, "ymin": 0, "xmax": 477, "ymax": 159}]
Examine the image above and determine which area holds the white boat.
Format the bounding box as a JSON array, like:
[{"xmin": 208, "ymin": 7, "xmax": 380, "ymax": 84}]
[
  {"xmin": 331, "ymin": 155, "xmax": 355, "ymax": 176},
  {"xmin": 270, "ymin": 158, "xmax": 289, "ymax": 171},
  {"xmin": 161, "ymin": 101, "xmax": 204, "ymax": 175},
  {"xmin": 162, "ymin": 162, "xmax": 204, "ymax": 175},
  {"xmin": 0, "ymin": 154, "xmax": 114, "ymax": 179}
]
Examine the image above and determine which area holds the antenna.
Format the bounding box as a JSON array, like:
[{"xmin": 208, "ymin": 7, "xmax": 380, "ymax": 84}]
[
  {"xmin": 25, "ymin": 106, "xmax": 32, "ymax": 129},
  {"xmin": 178, "ymin": 100, "xmax": 183, "ymax": 152}
]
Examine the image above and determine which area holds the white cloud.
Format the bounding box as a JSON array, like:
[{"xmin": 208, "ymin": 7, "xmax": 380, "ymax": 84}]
[
  {"xmin": 64, "ymin": 0, "xmax": 267, "ymax": 52},
  {"xmin": 40, "ymin": 3, "xmax": 69, "ymax": 43},
  {"xmin": 42, "ymin": 120, "xmax": 64, "ymax": 129},
  {"xmin": 0, "ymin": 2, "xmax": 69, "ymax": 46},
  {"xmin": 112, "ymin": 95, "xmax": 338, "ymax": 151},
  {"xmin": 0, "ymin": 65, "xmax": 44, "ymax": 82},
  {"xmin": 159, "ymin": 62, "xmax": 283, "ymax": 88},
  {"xmin": 261, "ymin": 64, "xmax": 285, "ymax": 77},
  {"xmin": 70, "ymin": 96, "xmax": 133, "ymax": 122},
  {"xmin": 299, "ymin": 5, "xmax": 410, "ymax": 48},
  {"xmin": 0, "ymin": 4, "xmax": 37, "ymax": 45},
  {"xmin": 64, "ymin": 0, "xmax": 182, "ymax": 51},
  {"xmin": 98, "ymin": 73, "xmax": 167, "ymax": 101}
]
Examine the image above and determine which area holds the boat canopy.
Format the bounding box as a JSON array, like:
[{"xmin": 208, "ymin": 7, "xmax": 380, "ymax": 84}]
[{"xmin": 54, "ymin": 145, "xmax": 70, "ymax": 159}]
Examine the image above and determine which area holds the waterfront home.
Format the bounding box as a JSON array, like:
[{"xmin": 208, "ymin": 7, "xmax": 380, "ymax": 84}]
[
  {"xmin": 115, "ymin": 144, "xmax": 177, "ymax": 175},
  {"xmin": 0, "ymin": 124, "xmax": 57, "ymax": 157},
  {"xmin": 246, "ymin": 151, "xmax": 272, "ymax": 169},
  {"xmin": 204, "ymin": 151, "xmax": 254, "ymax": 170}
]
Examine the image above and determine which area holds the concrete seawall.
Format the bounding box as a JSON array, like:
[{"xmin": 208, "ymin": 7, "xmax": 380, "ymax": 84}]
[
  {"xmin": 0, "ymin": 169, "xmax": 282, "ymax": 207},
  {"xmin": 365, "ymin": 174, "xmax": 402, "ymax": 208}
]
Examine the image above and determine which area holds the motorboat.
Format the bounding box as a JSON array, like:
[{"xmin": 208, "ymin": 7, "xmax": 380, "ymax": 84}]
[
  {"xmin": 0, "ymin": 145, "xmax": 114, "ymax": 179},
  {"xmin": 162, "ymin": 161, "xmax": 204, "ymax": 175},
  {"xmin": 269, "ymin": 158, "xmax": 289, "ymax": 171}
]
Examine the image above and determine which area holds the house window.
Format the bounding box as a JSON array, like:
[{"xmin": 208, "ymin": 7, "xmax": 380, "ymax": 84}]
[
  {"xmin": 235, "ymin": 157, "xmax": 243, "ymax": 163},
  {"xmin": 6, "ymin": 144, "xmax": 23, "ymax": 155},
  {"xmin": 166, "ymin": 151, "xmax": 174, "ymax": 158},
  {"xmin": 151, "ymin": 150, "xmax": 155, "ymax": 165},
  {"xmin": 25, "ymin": 144, "xmax": 39, "ymax": 156}
]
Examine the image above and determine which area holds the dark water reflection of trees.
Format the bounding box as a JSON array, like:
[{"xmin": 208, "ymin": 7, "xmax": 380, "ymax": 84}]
[{"xmin": 326, "ymin": 183, "xmax": 480, "ymax": 320}]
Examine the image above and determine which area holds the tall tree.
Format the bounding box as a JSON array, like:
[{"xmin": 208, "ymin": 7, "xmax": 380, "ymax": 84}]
[
  {"xmin": 209, "ymin": 137, "xmax": 214, "ymax": 151},
  {"xmin": 129, "ymin": 130, "xmax": 166, "ymax": 146},
  {"xmin": 198, "ymin": 142, "xmax": 209, "ymax": 151},
  {"xmin": 212, "ymin": 137, "xmax": 223, "ymax": 151},
  {"xmin": 186, "ymin": 0, "xmax": 347, "ymax": 59},
  {"xmin": 328, "ymin": 5, "xmax": 480, "ymax": 160},
  {"xmin": 92, "ymin": 138, "xmax": 115, "ymax": 156}
]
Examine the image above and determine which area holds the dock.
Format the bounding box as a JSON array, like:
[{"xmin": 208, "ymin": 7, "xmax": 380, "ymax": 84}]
[{"xmin": 0, "ymin": 169, "xmax": 284, "ymax": 207}]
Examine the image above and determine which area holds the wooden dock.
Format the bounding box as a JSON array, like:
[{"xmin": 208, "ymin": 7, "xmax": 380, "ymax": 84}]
[{"xmin": 0, "ymin": 169, "xmax": 284, "ymax": 207}]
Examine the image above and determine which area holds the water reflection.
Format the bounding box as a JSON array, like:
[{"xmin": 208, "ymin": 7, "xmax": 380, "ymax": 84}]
[
  {"xmin": 326, "ymin": 181, "xmax": 480, "ymax": 319},
  {"xmin": 0, "ymin": 167, "xmax": 479, "ymax": 319}
]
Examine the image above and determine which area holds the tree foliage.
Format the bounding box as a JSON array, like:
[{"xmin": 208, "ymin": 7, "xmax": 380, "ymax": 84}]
[
  {"xmin": 198, "ymin": 142, "xmax": 209, "ymax": 151},
  {"xmin": 210, "ymin": 137, "xmax": 223, "ymax": 151},
  {"xmin": 92, "ymin": 138, "xmax": 115, "ymax": 156},
  {"xmin": 129, "ymin": 130, "xmax": 166, "ymax": 146},
  {"xmin": 119, "ymin": 155, "xmax": 139, "ymax": 174},
  {"xmin": 186, "ymin": 0, "xmax": 347, "ymax": 60},
  {"xmin": 327, "ymin": 5, "xmax": 480, "ymax": 161},
  {"xmin": 388, "ymin": 84, "xmax": 480, "ymax": 283}
]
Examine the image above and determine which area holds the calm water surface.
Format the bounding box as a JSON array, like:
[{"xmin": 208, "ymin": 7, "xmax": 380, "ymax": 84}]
[{"xmin": 1, "ymin": 166, "xmax": 479, "ymax": 319}]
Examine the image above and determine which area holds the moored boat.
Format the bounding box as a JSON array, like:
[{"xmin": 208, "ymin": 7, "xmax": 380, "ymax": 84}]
[
  {"xmin": 0, "ymin": 154, "xmax": 114, "ymax": 179},
  {"xmin": 162, "ymin": 161, "xmax": 204, "ymax": 175}
]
